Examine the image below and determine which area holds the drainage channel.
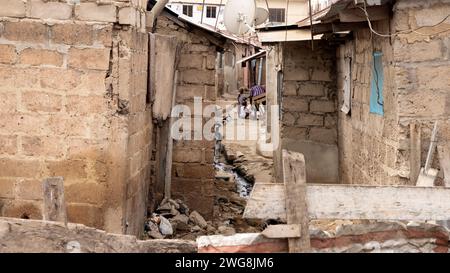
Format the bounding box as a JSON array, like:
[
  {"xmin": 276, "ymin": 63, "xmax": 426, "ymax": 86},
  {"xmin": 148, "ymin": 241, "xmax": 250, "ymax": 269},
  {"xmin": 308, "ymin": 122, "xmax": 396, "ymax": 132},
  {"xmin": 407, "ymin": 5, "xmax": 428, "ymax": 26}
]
[{"xmin": 214, "ymin": 162, "xmax": 253, "ymax": 198}]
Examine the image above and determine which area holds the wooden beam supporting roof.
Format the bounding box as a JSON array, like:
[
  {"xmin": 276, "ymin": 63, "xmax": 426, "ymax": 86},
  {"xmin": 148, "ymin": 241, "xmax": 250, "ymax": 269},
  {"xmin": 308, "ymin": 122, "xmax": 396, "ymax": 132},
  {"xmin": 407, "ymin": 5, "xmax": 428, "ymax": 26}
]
[{"xmin": 338, "ymin": 5, "xmax": 390, "ymax": 23}]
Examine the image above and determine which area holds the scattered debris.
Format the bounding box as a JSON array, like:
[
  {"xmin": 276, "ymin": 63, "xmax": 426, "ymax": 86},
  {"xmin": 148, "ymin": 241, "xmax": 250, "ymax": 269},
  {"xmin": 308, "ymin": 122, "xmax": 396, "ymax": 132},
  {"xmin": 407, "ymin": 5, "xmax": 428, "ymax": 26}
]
[
  {"xmin": 218, "ymin": 226, "xmax": 236, "ymax": 235},
  {"xmin": 190, "ymin": 211, "xmax": 208, "ymax": 229},
  {"xmin": 144, "ymin": 198, "xmax": 215, "ymax": 240},
  {"xmin": 159, "ymin": 215, "xmax": 173, "ymax": 235}
]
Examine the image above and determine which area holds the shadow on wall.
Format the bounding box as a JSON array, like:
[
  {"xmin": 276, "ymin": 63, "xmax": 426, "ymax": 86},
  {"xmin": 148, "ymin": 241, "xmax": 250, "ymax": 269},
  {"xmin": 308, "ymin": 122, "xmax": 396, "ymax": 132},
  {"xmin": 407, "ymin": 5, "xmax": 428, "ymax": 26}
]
[{"xmin": 282, "ymin": 139, "xmax": 339, "ymax": 184}]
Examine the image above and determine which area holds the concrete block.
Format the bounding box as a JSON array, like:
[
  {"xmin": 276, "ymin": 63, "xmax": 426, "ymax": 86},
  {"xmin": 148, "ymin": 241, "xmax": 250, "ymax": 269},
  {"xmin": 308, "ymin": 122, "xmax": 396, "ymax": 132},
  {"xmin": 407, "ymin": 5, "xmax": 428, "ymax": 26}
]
[
  {"xmin": 65, "ymin": 183, "xmax": 106, "ymax": 205},
  {"xmin": 282, "ymin": 126, "xmax": 307, "ymax": 139},
  {"xmin": 0, "ymin": 135, "xmax": 17, "ymax": 155},
  {"xmin": 75, "ymin": 2, "xmax": 117, "ymax": 23},
  {"xmin": 46, "ymin": 160, "xmax": 88, "ymax": 180},
  {"xmin": 68, "ymin": 48, "xmax": 111, "ymax": 70},
  {"xmin": 296, "ymin": 114, "xmax": 323, "ymax": 127},
  {"xmin": 14, "ymin": 179, "xmax": 43, "ymax": 201},
  {"xmin": 282, "ymin": 112, "xmax": 297, "ymax": 126},
  {"xmin": 30, "ymin": 0, "xmax": 72, "ymax": 20},
  {"xmin": 3, "ymin": 21, "xmax": 48, "ymax": 43},
  {"xmin": 67, "ymin": 203, "xmax": 104, "ymax": 229},
  {"xmin": 298, "ymin": 82, "xmax": 326, "ymax": 97},
  {"xmin": 417, "ymin": 65, "xmax": 450, "ymax": 90},
  {"xmin": 52, "ymin": 23, "xmax": 94, "ymax": 46},
  {"xmin": 21, "ymin": 91, "xmax": 62, "ymax": 112},
  {"xmin": 118, "ymin": 7, "xmax": 137, "ymax": 25},
  {"xmin": 310, "ymin": 100, "xmax": 336, "ymax": 113},
  {"xmin": 0, "ymin": 0, "xmax": 26, "ymax": 18},
  {"xmin": 309, "ymin": 128, "xmax": 337, "ymax": 145},
  {"xmin": 19, "ymin": 48, "xmax": 63, "ymax": 67},
  {"xmin": 66, "ymin": 95, "xmax": 108, "ymax": 115},
  {"xmin": 415, "ymin": 5, "xmax": 450, "ymax": 27},
  {"xmin": 283, "ymin": 98, "xmax": 308, "ymax": 112},
  {"xmin": 181, "ymin": 69, "xmax": 215, "ymax": 85},
  {"xmin": 0, "ymin": 44, "xmax": 17, "ymax": 64},
  {"xmin": 178, "ymin": 54, "xmax": 203, "ymax": 69},
  {"xmin": 283, "ymin": 81, "xmax": 297, "ymax": 96},
  {"xmin": 311, "ymin": 68, "xmax": 332, "ymax": 82},
  {"xmin": 173, "ymin": 148, "xmax": 203, "ymax": 163},
  {"xmin": 1, "ymin": 200, "xmax": 42, "ymax": 220},
  {"xmin": 284, "ymin": 67, "xmax": 310, "ymax": 81},
  {"xmin": 394, "ymin": 40, "xmax": 442, "ymax": 62},
  {"xmin": 0, "ymin": 178, "xmax": 15, "ymax": 199},
  {"xmin": 0, "ymin": 159, "xmax": 42, "ymax": 178},
  {"xmin": 0, "ymin": 92, "xmax": 17, "ymax": 113}
]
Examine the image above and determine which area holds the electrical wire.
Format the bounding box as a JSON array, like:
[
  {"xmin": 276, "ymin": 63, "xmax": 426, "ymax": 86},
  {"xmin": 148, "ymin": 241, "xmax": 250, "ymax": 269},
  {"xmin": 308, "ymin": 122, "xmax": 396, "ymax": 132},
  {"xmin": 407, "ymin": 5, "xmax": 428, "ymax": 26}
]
[{"xmin": 358, "ymin": 1, "xmax": 450, "ymax": 38}]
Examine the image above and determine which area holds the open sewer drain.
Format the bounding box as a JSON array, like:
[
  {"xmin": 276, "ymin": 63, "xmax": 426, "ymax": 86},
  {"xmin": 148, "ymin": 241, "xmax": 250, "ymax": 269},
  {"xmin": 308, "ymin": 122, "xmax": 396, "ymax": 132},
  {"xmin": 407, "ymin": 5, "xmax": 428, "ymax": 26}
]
[{"xmin": 214, "ymin": 162, "xmax": 253, "ymax": 197}]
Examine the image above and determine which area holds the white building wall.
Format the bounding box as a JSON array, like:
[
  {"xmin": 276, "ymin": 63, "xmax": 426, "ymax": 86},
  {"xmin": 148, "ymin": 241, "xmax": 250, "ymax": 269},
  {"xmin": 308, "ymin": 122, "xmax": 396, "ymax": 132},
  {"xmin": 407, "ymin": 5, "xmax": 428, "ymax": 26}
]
[
  {"xmin": 168, "ymin": 1, "xmax": 226, "ymax": 29},
  {"xmin": 167, "ymin": 0, "xmax": 309, "ymax": 29}
]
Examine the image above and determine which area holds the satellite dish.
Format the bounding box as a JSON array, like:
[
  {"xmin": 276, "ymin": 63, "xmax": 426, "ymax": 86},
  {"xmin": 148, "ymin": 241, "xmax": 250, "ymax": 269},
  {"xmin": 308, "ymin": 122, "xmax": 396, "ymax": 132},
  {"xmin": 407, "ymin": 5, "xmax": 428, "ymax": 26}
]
[
  {"xmin": 223, "ymin": 0, "xmax": 256, "ymax": 35},
  {"xmin": 254, "ymin": 7, "xmax": 269, "ymax": 26}
]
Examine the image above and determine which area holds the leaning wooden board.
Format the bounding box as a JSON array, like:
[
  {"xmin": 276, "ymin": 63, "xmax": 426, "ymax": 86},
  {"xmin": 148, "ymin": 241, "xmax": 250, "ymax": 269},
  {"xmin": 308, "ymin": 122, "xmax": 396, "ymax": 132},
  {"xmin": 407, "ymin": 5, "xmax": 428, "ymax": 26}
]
[{"xmin": 243, "ymin": 183, "xmax": 450, "ymax": 221}]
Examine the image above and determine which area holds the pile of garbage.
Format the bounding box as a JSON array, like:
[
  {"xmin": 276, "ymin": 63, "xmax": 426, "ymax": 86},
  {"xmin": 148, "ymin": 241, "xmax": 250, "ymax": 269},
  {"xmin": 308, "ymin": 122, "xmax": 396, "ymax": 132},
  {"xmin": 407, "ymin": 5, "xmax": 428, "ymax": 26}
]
[{"xmin": 144, "ymin": 198, "xmax": 217, "ymax": 240}]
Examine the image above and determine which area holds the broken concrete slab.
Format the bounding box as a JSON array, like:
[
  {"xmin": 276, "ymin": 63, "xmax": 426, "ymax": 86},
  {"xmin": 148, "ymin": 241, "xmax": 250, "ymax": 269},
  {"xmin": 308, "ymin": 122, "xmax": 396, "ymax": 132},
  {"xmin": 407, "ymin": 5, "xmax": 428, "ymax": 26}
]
[{"xmin": 0, "ymin": 217, "xmax": 196, "ymax": 253}]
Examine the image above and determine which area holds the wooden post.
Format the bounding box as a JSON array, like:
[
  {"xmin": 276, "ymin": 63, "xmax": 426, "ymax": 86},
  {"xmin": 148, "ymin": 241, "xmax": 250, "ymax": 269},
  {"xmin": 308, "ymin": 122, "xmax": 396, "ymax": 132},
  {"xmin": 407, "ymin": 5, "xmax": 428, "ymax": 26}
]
[
  {"xmin": 438, "ymin": 143, "xmax": 450, "ymax": 187},
  {"xmin": 43, "ymin": 177, "xmax": 67, "ymax": 226},
  {"xmin": 282, "ymin": 149, "xmax": 310, "ymax": 252},
  {"xmin": 164, "ymin": 70, "xmax": 179, "ymax": 200},
  {"xmin": 410, "ymin": 123, "xmax": 421, "ymax": 184}
]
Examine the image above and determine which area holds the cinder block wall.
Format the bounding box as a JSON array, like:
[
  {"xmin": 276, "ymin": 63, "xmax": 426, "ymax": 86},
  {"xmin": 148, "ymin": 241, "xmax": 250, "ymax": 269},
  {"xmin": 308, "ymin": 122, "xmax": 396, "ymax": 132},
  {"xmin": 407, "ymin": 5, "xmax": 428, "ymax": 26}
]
[
  {"xmin": 152, "ymin": 15, "xmax": 216, "ymax": 219},
  {"xmin": 280, "ymin": 41, "xmax": 339, "ymax": 184},
  {"xmin": 337, "ymin": 0, "xmax": 450, "ymax": 186},
  {"xmin": 282, "ymin": 42, "xmax": 337, "ymax": 145},
  {"xmin": 393, "ymin": 0, "xmax": 450, "ymax": 183},
  {"xmin": 0, "ymin": 0, "xmax": 151, "ymax": 236},
  {"xmin": 336, "ymin": 19, "xmax": 399, "ymax": 186}
]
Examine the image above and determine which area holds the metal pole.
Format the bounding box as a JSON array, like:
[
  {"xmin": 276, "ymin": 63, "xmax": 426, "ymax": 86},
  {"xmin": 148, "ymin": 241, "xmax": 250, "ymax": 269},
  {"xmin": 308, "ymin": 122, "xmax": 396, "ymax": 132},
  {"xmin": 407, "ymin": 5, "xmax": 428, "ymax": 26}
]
[{"xmin": 201, "ymin": 0, "xmax": 206, "ymax": 24}]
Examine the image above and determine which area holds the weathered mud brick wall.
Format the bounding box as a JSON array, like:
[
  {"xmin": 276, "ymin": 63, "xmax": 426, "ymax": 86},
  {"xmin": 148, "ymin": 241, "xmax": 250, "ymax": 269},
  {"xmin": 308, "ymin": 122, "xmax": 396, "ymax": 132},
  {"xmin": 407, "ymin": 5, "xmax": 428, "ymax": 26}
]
[
  {"xmin": 393, "ymin": 0, "xmax": 450, "ymax": 185},
  {"xmin": 281, "ymin": 41, "xmax": 338, "ymax": 183},
  {"xmin": 337, "ymin": 19, "xmax": 399, "ymax": 186},
  {"xmin": 152, "ymin": 15, "xmax": 217, "ymax": 219},
  {"xmin": 337, "ymin": 0, "xmax": 450, "ymax": 186},
  {"xmin": 0, "ymin": 0, "xmax": 151, "ymax": 236}
]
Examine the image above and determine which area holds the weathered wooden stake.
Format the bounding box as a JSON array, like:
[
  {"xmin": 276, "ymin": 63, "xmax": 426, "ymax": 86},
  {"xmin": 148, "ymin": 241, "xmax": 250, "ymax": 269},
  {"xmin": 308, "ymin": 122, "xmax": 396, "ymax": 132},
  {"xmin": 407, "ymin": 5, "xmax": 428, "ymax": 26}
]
[
  {"xmin": 438, "ymin": 143, "xmax": 450, "ymax": 187},
  {"xmin": 282, "ymin": 149, "xmax": 310, "ymax": 252},
  {"xmin": 43, "ymin": 177, "xmax": 67, "ymax": 226},
  {"xmin": 410, "ymin": 123, "xmax": 421, "ymax": 184}
]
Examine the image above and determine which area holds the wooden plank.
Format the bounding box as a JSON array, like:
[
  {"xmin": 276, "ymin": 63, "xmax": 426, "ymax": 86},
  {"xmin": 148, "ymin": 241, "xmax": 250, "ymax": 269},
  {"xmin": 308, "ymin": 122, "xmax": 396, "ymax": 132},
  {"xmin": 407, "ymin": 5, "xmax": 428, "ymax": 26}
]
[
  {"xmin": 282, "ymin": 150, "xmax": 310, "ymax": 252},
  {"xmin": 339, "ymin": 5, "xmax": 389, "ymax": 23},
  {"xmin": 261, "ymin": 224, "xmax": 301, "ymax": 239},
  {"xmin": 164, "ymin": 70, "xmax": 179, "ymax": 200},
  {"xmin": 42, "ymin": 177, "xmax": 67, "ymax": 225},
  {"xmin": 410, "ymin": 123, "xmax": 421, "ymax": 184},
  {"xmin": 438, "ymin": 143, "xmax": 450, "ymax": 187},
  {"xmin": 244, "ymin": 183, "xmax": 450, "ymax": 221}
]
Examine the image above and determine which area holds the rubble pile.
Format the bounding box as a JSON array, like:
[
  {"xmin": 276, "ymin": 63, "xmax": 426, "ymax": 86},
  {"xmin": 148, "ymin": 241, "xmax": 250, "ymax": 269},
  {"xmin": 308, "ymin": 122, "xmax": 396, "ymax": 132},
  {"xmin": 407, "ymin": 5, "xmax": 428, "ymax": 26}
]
[{"xmin": 144, "ymin": 198, "xmax": 217, "ymax": 240}]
